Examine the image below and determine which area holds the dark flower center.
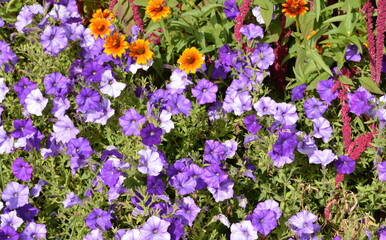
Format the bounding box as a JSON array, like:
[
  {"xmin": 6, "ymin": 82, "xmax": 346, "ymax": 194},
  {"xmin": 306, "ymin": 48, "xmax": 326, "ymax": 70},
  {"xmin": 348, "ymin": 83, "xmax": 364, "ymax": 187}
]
[
  {"xmin": 202, "ymin": 88, "xmax": 207, "ymax": 92},
  {"xmin": 113, "ymin": 39, "xmax": 121, "ymax": 49},
  {"xmin": 244, "ymin": 231, "xmax": 249, "ymax": 236},
  {"xmin": 150, "ymin": 131, "xmax": 155, "ymax": 136},
  {"xmin": 303, "ymin": 223, "xmax": 307, "ymax": 227},
  {"xmin": 32, "ymin": 234, "xmax": 37, "ymax": 238},
  {"xmin": 263, "ymin": 107, "xmax": 267, "ymax": 111},
  {"xmin": 20, "ymin": 127, "xmax": 24, "ymax": 131},
  {"xmin": 98, "ymin": 25, "xmax": 105, "ymax": 31},
  {"xmin": 260, "ymin": 219, "xmax": 264, "ymax": 223},
  {"xmin": 24, "ymin": 85, "xmax": 27, "ymax": 89},
  {"xmin": 109, "ymin": 80, "xmax": 113, "ymax": 85},
  {"xmin": 154, "ymin": 4, "xmax": 163, "ymax": 12},
  {"xmin": 92, "ymin": 71, "xmax": 96, "ymax": 76},
  {"xmin": 50, "ymin": 35, "xmax": 55, "ymax": 40},
  {"xmin": 343, "ymin": 161, "xmax": 347, "ymax": 164},
  {"xmin": 186, "ymin": 210, "xmax": 191, "ymax": 213},
  {"xmin": 131, "ymin": 120, "xmax": 136, "ymax": 123},
  {"xmin": 153, "ymin": 229, "xmax": 158, "ymax": 234},
  {"xmin": 13, "ymin": 192, "xmax": 18, "ymax": 197},
  {"xmin": 7, "ymin": 235, "xmax": 11, "ymax": 239},
  {"xmin": 186, "ymin": 56, "xmax": 195, "ymax": 64},
  {"xmin": 66, "ymin": 127, "xmax": 71, "ymax": 131},
  {"xmin": 136, "ymin": 47, "xmax": 145, "ymax": 55}
]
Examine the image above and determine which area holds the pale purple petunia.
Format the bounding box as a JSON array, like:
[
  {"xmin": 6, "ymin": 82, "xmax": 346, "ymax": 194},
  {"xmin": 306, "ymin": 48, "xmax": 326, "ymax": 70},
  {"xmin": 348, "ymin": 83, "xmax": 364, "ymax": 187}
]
[
  {"xmin": 40, "ymin": 26, "xmax": 68, "ymax": 56},
  {"xmin": 119, "ymin": 108, "xmax": 146, "ymax": 136},
  {"xmin": 84, "ymin": 229, "xmax": 103, "ymax": 240},
  {"xmin": 378, "ymin": 162, "xmax": 386, "ymax": 181},
  {"xmin": 0, "ymin": 77, "xmax": 9, "ymax": 103},
  {"xmin": 62, "ymin": 192, "xmax": 85, "ymax": 209},
  {"xmin": 309, "ymin": 149, "xmax": 337, "ymax": 167},
  {"xmin": 121, "ymin": 229, "xmax": 141, "ymax": 240},
  {"xmin": 288, "ymin": 210, "xmax": 318, "ymax": 236},
  {"xmin": 274, "ymin": 103, "xmax": 299, "ymax": 126},
  {"xmin": 25, "ymin": 89, "xmax": 48, "ymax": 116},
  {"xmin": 20, "ymin": 222, "xmax": 46, "ymax": 240},
  {"xmin": 52, "ymin": 96, "xmax": 70, "ymax": 119},
  {"xmin": 250, "ymin": 43, "xmax": 275, "ymax": 70},
  {"xmin": 139, "ymin": 216, "xmax": 171, "ymax": 240},
  {"xmin": 230, "ymin": 220, "xmax": 258, "ymax": 240},
  {"xmin": 0, "ymin": 211, "xmax": 24, "ymax": 230},
  {"xmin": 85, "ymin": 208, "xmax": 112, "ymax": 231},
  {"xmin": 312, "ymin": 117, "xmax": 332, "ymax": 143},
  {"xmin": 1, "ymin": 182, "xmax": 29, "ymax": 210},
  {"xmin": 254, "ymin": 96, "xmax": 277, "ymax": 116},
  {"xmin": 240, "ymin": 23, "xmax": 264, "ymax": 41},
  {"xmin": 254, "ymin": 199, "xmax": 282, "ymax": 220},
  {"xmin": 53, "ymin": 115, "xmax": 80, "ymax": 144},
  {"xmin": 0, "ymin": 126, "xmax": 14, "ymax": 154},
  {"xmin": 100, "ymin": 70, "xmax": 126, "ymax": 98},
  {"xmin": 137, "ymin": 148, "xmax": 163, "ymax": 176},
  {"xmin": 208, "ymin": 178, "xmax": 234, "ymax": 202}
]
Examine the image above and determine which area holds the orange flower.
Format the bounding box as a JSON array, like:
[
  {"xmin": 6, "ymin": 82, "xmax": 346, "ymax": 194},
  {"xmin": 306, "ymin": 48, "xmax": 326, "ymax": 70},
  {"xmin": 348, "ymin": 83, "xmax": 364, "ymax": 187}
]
[
  {"xmin": 177, "ymin": 47, "xmax": 204, "ymax": 74},
  {"xmin": 282, "ymin": 0, "xmax": 309, "ymax": 19},
  {"xmin": 145, "ymin": 0, "xmax": 171, "ymax": 22},
  {"xmin": 129, "ymin": 39, "xmax": 154, "ymax": 65},
  {"xmin": 91, "ymin": 9, "xmax": 115, "ymax": 23},
  {"xmin": 89, "ymin": 18, "xmax": 112, "ymax": 39},
  {"xmin": 104, "ymin": 32, "xmax": 130, "ymax": 58}
]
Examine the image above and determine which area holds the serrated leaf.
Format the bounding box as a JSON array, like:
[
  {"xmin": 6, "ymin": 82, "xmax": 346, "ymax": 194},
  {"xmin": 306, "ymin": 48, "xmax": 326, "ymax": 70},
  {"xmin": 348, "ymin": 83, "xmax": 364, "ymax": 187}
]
[
  {"xmin": 339, "ymin": 75, "xmax": 354, "ymax": 86},
  {"xmin": 314, "ymin": 0, "xmax": 321, "ymax": 21},
  {"xmin": 358, "ymin": 77, "xmax": 384, "ymax": 95},
  {"xmin": 260, "ymin": 0, "xmax": 274, "ymax": 28}
]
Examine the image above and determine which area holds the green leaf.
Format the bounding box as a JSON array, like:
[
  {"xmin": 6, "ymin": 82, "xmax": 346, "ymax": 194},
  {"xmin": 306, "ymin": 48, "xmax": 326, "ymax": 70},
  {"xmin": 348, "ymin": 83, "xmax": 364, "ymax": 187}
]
[
  {"xmin": 323, "ymin": 15, "xmax": 346, "ymax": 24},
  {"xmin": 167, "ymin": 0, "xmax": 178, "ymax": 7},
  {"xmin": 308, "ymin": 49, "xmax": 333, "ymax": 76},
  {"xmin": 299, "ymin": 12, "xmax": 315, "ymax": 37},
  {"xmin": 260, "ymin": 0, "xmax": 274, "ymax": 29},
  {"xmin": 132, "ymin": 0, "xmax": 148, "ymax": 6},
  {"xmin": 201, "ymin": 4, "xmax": 224, "ymax": 15},
  {"xmin": 339, "ymin": 75, "xmax": 354, "ymax": 86},
  {"xmin": 358, "ymin": 77, "xmax": 384, "ymax": 95},
  {"xmin": 306, "ymin": 72, "xmax": 330, "ymax": 90},
  {"xmin": 181, "ymin": 9, "xmax": 201, "ymax": 17},
  {"xmin": 314, "ymin": 0, "xmax": 321, "ymax": 21},
  {"xmin": 321, "ymin": 1, "xmax": 344, "ymax": 13}
]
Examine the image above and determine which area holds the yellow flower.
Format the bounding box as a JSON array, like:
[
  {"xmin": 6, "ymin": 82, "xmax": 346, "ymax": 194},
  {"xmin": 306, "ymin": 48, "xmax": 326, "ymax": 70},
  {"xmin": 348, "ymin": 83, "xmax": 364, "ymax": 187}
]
[
  {"xmin": 177, "ymin": 47, "xmax": 204, "ymax": 74},
  {"xmin": 104, "ymin": 32, "xmax": 130, "ymax": 59},
  {"xmin": 89, "ymin": 18, "xmax": 112, "ymax": 39},
  {"xmin": 282, "ymin": 0, "xmax": 309, "ymax": 19},
  {"xmin": 90, "ymin": 9, "xmax": 115, "ymax": 23},
  {"xmin": 129, "ymin": 39, "xmax": 154, "ymax": 65},
  {"xmin": 145, "ymin": 0, "xmax": 171, "ymax": 22}
]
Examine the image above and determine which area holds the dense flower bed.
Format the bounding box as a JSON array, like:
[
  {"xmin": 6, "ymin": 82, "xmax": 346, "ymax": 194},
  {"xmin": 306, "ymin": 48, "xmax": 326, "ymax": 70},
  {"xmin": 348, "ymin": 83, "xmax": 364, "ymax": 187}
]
[{"xmin": 0, "ymin": 0, "xmax": 385, "ymax": 239}]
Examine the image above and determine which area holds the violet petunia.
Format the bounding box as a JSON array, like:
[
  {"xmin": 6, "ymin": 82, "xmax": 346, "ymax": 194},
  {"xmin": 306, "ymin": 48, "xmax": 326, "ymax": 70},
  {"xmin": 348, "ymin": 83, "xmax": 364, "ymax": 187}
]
[
  {"xmin": 244, "ymin": 115, "xmax": 262, "ymax": 134},
  {"xmin": 191, "ymin": 78, "xmax": 218, "ymax": 105},
  {"xmin": 274, "ymin": 103, "xmax": 299, "ymax": 126},
  {"xmin": 240, "ymin": 23, "xmax": 264, "ymax": 41},
  {"xmin": 345, "ymin": 44, "xmax": 362, "ymax": 62},
  {"xmin": 139, "ymin": 216, "xmax": 170, "ymax": 240},
  {"xmin": 251, "ymin": 209, "xmax": 278, "ymax": 236},
  {"xmin": 20, "ymin": 222, "xmax": 46, "ymax": 240},
  {"xmin": 1, "ymin": 182, "xmax": 29, "ymax": 210},
  {"xmin": 334, "ymin": 155, "xmax": 355, "ymax": 174},
  {"xmin": 250, "ymin": 43, "xmax": 275, "ymax": 70},
  {"xmin": 140, "ymin": 123, "xmax": 162, "ymax": 146},
  {"xmin": 230, "ymin": 220, "xmax": 258, "ymax": 240},
  {"xmin": 309, "ymin": 149, "xmax": 337, "ymax": 167},
  {"xmin": 119, "ymin": 108, "xmax": 146, "ymax": 136},
  {"xmin": 288, "ymin": 210, "xmax": 318, "ymax": 236},
  {"xmin": 137, "ymin": 148, "xmax": 163, "ymax": 176},
  {"xmin": 378, "ymin": 162, "xmax": 386, "ymax": 181},
  {"xmin": 312, "ymin": 117, "xmax": 332, "ymax": 143},
  {"xmin": 11, "ymin": 158, "xmax": 33, "ymax": 181},
  {"xmin": 291, "ymin": 83, "xmax": 307, "ymax": 102},
  {"xmin": 223, "ymin": 0, "xmax": 239, "ymax": 20},
  {"xmin": 85, "ymin": 209, "xmax": 112, "ymax": 231},
  {"xmin": 317, "ymin": 78, "xmax": 338, "ymax": 105},
  {"xmin": 254, "ymin": 96, "xmax": 277, "ymax": 116},
  {"xmin": 303, "ymin": 97, "xmax": 328, "ymax": 119},
  {"xmin": 175, "ymin": 196, "xmax": 201, "ymax": 227}
]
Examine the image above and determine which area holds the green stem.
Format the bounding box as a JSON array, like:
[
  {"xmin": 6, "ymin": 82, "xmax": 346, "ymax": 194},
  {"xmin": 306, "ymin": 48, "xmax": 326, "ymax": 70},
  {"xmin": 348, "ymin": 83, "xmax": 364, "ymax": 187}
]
[
  {"xmin": 0, "ymin": 158, "xmax": 4, "ymax": 191},
  {"xmin": 159, "ymin": 18, "xmax": 171, "ymax": 47}
]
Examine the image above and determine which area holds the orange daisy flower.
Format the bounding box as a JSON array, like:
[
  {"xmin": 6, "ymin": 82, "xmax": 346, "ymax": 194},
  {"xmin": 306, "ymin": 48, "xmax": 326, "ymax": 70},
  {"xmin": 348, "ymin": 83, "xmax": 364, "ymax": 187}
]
[
  {"xmin": 129, "ymin": 39, "xmax": 154, "ymax": 65},
  {"xmin": 145, "ymin": 0, "xmax": 171, "ymax": 22},
  {"xmin": 103, "ymin": 32, "xmax": 130, "ymax": 58},
  {"xmin": 282, "ymin": 0, "xmax": 309, "ymax": 19},
  {"xmin": 89, "ymin": 18, "xmax": 112, "ymax": 39},
  {"xmin": 90, "ymin": 9, "xmax": 115, "ymax": 23},
  {"xmin": 177, "ymin": 47, "xmax": 204, "ymax": 74}
]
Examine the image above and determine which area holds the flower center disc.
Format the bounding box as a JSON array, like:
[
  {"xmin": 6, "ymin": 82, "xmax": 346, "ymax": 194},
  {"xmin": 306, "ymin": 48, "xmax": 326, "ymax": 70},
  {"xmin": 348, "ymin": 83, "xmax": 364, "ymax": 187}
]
[
  {"xmin": 289, "ymin": 3, "xmax": 300, "ymax": 12},
  {"xmin": 98, "ymin": 25, "xmax": 105, "ymax": 31},
  {"xmin": 186, "ymin": 56, "xmax": 195, "ymax": 64},
  {"xmin": 113, "ymin": 39, "xmax": 121, "ymax": 49},
  {"xmin": 137, "ymin": 47, "xmax": 145, "ymax": 55},
  {"xmin": 154, "ymin": 5, "xmax": 163, "ymax": 12}
]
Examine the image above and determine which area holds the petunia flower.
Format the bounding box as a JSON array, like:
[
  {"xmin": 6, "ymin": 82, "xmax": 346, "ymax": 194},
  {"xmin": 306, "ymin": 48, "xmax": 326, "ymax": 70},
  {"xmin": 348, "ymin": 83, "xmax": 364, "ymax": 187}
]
[
  {"xmin": 288, "ymin": 210, "xmax": 318, "ymax": 236},
  {"xmin": 17, "ymin": 203, "xmax": 38, "ymax": 222},
  {"xmin": 1, "ymin": 181, "xmax": 29, "ymax": 210},
  {"xmin": 170, "ymin": 173, "xmax": 196, "ymax": 195},
  {"xmin": 334, "ymin": 155, "xmax": 355, "ymax": 174},
  {"xmin": 223, "ymin": 0, "xmax": 240, "ymax": 20},
  {"xmin": 119, "ymin": 108, "xmax": 146, "ymax": 136},
  {"xmin": 85, "ymin": 209, "xmax": 112, "ymax": 231},
  {"xmin": 230, "ymin": 221, "xmax": 258, "ymax": 240},
  {"xmin": 139, "ymin": 216, "xmax": 170, "ymax": 240},
  {"xmin": 309, "ymin": 149, "xmax": 337, "ymax": 167},
  {"xmin": 40, "ymin": 26, "xmax": 68, "ymax": 56},
  {"xmin": 0, "ymin": 77, "xmax": 9, "ymax": 103},
  {"xmin": 251, "ymin": 209, "xmax": 278, "ymax": 236},
  {"xmin": 76, "ymin": 87, "xmax": 100, "ymax": 113},
  {"xmin": 240, "ymin": 23, "xmax": 264, "ymax": 41},
  {"xmin": 345, "ymin": 44, "xmax": 362, "ymax": 62},
  {"xmin": 274, "ymin": 103, "xmax": 299, "ymax": 126},
  {"xmin": 303, "ymin": 97, "xmax": 328, "ymax": 119},
  {"xmin": 378, "ymin": 162, "xmax": 386, "ymax": 181},
  {"xmin": 317, "ymin": 78, "xmax": 338, "ymax": 105},
  {"xmin": 191, "ymin": 78, "xmax": 218, "ymax": 105},
  {"xmin": 53, "ymin": 115, "xmax": 80, "ymax": 144},
  {"xmin": 140, "ymin": 123, "xmax": 162, "ymax": 146},
  {"xmin": 207, "ymin": 178, "xmax": 234, "ymax": 202},
  {"xmin": 11, "ymin": 158, "xmax": 33, "ymax": 181},
  {"xmin": 175, "ymin": 196, "xmax": 201, "ymax": 227},
  {"xmin": 244, "ymin": 115, "xmax": 262, "ymax": 134},
  {"xmin": 254, "ymin": 96, "xmax": 277, "ymax": 116},
  {"xmin": 0, "ymin": 226, "xmax": 19, "ymax": 240},
  {"xmin": 100, "ymin": 70, "xmax": 126, "ymax": 98},
  {"xmin": 137, "ymin": 148, "xmax": 163, "ymax": 176},
  {"xmin": 20, "ymin": 222, "xmax": 46, "ymax": 240},
  {"xmin": 312, "ymin": 117, "xmax": 332, "ymax": 143},
  {"xmin": 0, "ymin": 126, "xmax": 14, "ymax": 154},
  {"xmin": 250, "ymin": 43, "xmax": 275, "ymax": 70},
  {"xmin": 84, "ymin": 229, "xmax": 103, "ymax": 240},
  {"xmin": 0, "ymin": 211, "xmax": 24, "ymax": 230},
  {"xmin": 24, "ymin": 89, "xmax": 48, "ymax": 116}
]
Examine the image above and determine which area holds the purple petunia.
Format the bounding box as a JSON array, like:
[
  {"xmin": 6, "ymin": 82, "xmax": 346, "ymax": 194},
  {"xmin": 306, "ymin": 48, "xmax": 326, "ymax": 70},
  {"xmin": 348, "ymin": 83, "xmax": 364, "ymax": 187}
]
[
  {"xmin": 240, "ymin": 23, "xmax": 264, "ymax": 41},
  {"xmin": 119, "ymin": 108, "xmax": 146, "ymax": 136},
  {"xmin": 254, "ymin": 96, "xmax": 277, "ymax": 116},
  {"xmin": 288, "ymin": 210, "xmax": 318, "ymax": 236},
  {"xmin": 20, "ymin": 222, "xmax": 46, "ymax": 240},
  {"xmin": 345, "ymin": 44, "xmax": 362, "ymax": 62},
  {"xmin": 140, "ymin": 123, "xmax": 162, "ymax": 146},
  {"xmin": 191, "ymin": 78, "xmax": 218, "ymax": 105},
  {"xmin": 25, "ymin": 89, "xmax": 48, "ymax": 116},
  {"xmin": 171, "ymin": 173, "xmax": 196, "ymax": 195},
  {"xmin": 303, "ymin": 97, "xmax": 328, "ymax": 119},
  {"xmin": 43, "ymin": 72, "xmax": 68, "ymax": 95},
  {"xmin": 317, "ymin": 78, "xmax": 338, "ymax": 105},
  {"xmin": 0, "ymin": 211, "xmax": 24, "ymax": 230},
  {"xmin": 176, "ymin": 196, "xmax": 201, "ymax": 227},
  {"xmin": 244, "ymin": 115, "xmax": 262, "ymax": 134},
  {"xmin": 250, "ymin": 43, "xmax": 275, "ymax": 70},
  {"xmin": 76, "ymin": 87, "xmax": 100, "ymax": 113},
  {"xmin": 378, "ymin": 162, "xmax": 386, "ymax": 181},
  {"xmin": 291, "ymin": 83, "xmax": 307, "ymax": 102},
  {"xmin": 334, "ymin": 155, "xmax": 355, "ymax": 174},
  {"xmin": 0, "ymin": 226, "xmax": 19, "ymax": 240},
  {"xmin": 40, "ymin": 26, "xmax": 68, "ymax": 56},
  {"xmin": 208, "ymin": 178, "xmax": 234, "ymax": 202},
  {"xmin": 312, "ymin": 117, "xmax": 333, "ymax": 143},
  {"xmin": 274, "ymin": 103, "xmax": 299, "ymax": 126},
  {"xmin": 348, "ymin": 90, "xmax": 371, "ymax": 116},
  {"xmin": 82, "ymin": 60, "xmax": 105, "ymax": 83},
  {"xmin": 85, "ymin": 208, "xmax": 112, "ymax": 231},
  {"xmin": 1, "ymin": 182, "xmax": 29, "ymax": 210},
  {"xmin": 11, "ymin": 158, "xmax": 33, "ymax": 181},
  {"xmin": 223, "ymin": 0, "xmax": 239, "ymax": 20},
  {"xmin": 251, "ymin": 209, "xmax": 278, "ymax": 236}
]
